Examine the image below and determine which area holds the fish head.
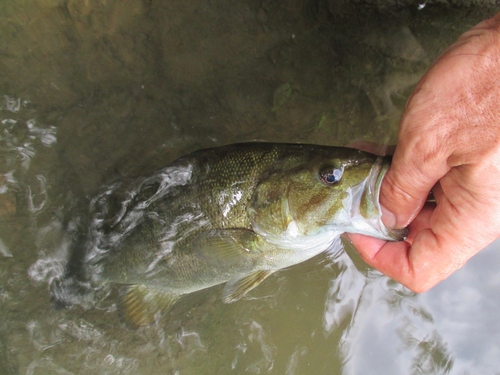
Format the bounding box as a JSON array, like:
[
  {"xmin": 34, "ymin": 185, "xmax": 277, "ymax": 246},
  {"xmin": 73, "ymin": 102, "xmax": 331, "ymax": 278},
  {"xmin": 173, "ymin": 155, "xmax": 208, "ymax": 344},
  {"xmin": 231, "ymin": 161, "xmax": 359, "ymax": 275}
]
[{"xmin": 249, "ymin": 147, "xmax": 407, "ymax": 242}]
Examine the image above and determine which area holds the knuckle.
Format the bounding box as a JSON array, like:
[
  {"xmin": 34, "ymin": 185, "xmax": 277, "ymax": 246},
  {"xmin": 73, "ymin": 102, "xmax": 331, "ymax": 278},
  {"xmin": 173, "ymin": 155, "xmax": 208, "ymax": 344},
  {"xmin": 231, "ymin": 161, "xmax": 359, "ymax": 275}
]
[{"xmin": 381, "ymin": 172, "xmax": 420, "ymax": 205}]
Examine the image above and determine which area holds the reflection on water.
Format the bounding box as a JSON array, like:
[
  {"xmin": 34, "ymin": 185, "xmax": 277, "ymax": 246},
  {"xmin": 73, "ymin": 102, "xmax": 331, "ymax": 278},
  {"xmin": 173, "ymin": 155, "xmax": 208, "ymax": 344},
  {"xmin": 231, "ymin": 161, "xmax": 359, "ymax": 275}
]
[{"xmin": 1, "ymin": 0, "xmax": 500, "ymax": 374}]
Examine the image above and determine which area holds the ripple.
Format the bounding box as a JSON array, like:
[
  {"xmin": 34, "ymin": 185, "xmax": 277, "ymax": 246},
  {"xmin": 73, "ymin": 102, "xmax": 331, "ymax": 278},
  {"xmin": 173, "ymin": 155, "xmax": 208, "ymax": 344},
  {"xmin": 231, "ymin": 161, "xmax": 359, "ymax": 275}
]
[
  {"xmin": 1, "ymin": 95, "xmax": 58, "ymax": 189},
  {"xmin": 2, "ymin": 96, "xmax": 21, "ymax": 113}
]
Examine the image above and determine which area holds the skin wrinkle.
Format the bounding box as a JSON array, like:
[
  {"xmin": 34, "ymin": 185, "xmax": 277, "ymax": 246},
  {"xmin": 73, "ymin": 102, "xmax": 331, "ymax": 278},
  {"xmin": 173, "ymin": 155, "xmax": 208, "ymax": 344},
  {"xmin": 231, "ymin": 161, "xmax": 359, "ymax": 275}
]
[
  {"xmin": 464, "ymin": 168, "xmax": 499, "ymax": 216},
  {"xmin": 451, "ymin": 53, "xmax": 495, "ymax": 60},
  {"xmin": 440, "ymin": 175, "xmax": 469, "ymax": 211},
  {"xmin": 393, "ymin": 129, "xmax": 446, "ymax": 187},
  {"xmin": 437, "ymin": 172, "xmax": 491, "ymax": 229}
]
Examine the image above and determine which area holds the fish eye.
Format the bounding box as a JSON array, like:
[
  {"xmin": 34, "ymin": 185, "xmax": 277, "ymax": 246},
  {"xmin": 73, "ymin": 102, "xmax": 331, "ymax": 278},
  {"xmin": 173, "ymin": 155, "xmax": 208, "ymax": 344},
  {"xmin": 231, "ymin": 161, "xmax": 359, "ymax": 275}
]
[{"xmin": 319, "ymin": 164, "xmax": 343, "ymax": 185}]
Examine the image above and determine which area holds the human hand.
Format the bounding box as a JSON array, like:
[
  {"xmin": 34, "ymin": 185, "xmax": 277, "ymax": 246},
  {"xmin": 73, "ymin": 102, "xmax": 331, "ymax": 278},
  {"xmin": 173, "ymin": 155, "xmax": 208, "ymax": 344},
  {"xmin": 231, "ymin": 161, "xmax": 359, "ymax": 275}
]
[{"xmin": 348, "ymin": 12, "xmax": 500, "ymax": 293}]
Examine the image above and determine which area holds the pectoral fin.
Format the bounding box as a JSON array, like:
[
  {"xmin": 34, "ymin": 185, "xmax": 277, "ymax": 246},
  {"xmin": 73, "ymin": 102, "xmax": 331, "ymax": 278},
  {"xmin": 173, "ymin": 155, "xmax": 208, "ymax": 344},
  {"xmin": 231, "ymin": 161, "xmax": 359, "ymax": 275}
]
[
  {"xmin": 192, "ymin": 230, "xmax": 279, "ymax": 303},
  {"xmin": 222, "ymin": 270, "xmax": 274, "ymax": 303},
  {"xmin": 119, "ymin": 285, "xmax": 180, "ymax": 328},
  {"xmin": 192, "ymin": 229, "xmax": 274, "ymax": 263}
]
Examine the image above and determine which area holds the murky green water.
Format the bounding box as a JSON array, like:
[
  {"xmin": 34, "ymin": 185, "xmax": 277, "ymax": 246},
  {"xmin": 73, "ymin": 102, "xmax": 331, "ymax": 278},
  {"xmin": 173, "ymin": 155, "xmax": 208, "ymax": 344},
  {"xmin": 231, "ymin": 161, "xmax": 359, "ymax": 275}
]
[{"xmin": 1, "ymin": 1, "xmax": 500, "ymax": 374}]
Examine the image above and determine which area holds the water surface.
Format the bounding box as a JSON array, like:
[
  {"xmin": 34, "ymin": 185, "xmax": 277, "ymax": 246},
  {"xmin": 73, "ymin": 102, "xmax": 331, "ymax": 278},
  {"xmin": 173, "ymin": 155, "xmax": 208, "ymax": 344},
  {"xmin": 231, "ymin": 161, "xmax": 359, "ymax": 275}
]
[{"xmin": 1, "ymin": 1, "xmax": 500, "ymax": 374}]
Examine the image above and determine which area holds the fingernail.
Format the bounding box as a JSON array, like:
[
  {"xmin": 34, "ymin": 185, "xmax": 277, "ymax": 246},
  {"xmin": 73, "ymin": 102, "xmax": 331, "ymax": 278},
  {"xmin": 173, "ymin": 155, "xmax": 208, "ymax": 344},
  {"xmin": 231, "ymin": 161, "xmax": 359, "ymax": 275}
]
[{"xmin": 381, "ymin": 204, "xmax": 397, "ymax": 228}]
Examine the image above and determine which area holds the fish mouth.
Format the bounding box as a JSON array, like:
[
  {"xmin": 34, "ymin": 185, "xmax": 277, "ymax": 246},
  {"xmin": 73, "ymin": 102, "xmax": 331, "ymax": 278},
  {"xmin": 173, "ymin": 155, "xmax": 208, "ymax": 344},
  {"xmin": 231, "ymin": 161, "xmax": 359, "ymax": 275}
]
[
  {"xmin": 361, "ymin": 157, "xmax": 408, "ymax": 241},
  {"xmin": 347, "ymin": 157, "xmax": 407, "ymax": 241}
]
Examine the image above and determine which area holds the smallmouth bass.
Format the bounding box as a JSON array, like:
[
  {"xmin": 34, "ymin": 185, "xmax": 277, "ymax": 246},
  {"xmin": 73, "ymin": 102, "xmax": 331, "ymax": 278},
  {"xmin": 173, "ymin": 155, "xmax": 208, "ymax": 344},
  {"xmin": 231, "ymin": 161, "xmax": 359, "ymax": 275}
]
[{"xmin": 52, "ymin": 143, "xmax": 406, "ymax": 327}]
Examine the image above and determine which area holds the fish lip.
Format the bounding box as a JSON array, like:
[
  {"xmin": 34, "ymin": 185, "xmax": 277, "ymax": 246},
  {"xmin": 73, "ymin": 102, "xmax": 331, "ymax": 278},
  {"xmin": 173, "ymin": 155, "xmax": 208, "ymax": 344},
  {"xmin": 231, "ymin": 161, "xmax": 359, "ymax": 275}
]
[
  {"xmin": 340, "ymin": 157, "xmax": 406, "ymax": 241},
  {"xmin": 370, "ymin": 157, "xmax": 408, "ymax": 241}
]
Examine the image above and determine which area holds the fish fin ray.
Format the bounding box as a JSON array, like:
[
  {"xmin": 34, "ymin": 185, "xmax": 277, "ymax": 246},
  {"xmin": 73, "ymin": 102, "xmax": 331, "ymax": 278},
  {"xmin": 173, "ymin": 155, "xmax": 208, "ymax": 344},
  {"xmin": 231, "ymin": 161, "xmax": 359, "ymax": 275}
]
[
  {"xmin": 119, "ymin": 285, "xmax": 179, "ymax": 328},
  {"xmin": 192, "ymin": 229, "xmax": 269, "ymax": 263},
  {"xmin": 222, "ymin": 270, "xmax": 274, "ymax": 304}
]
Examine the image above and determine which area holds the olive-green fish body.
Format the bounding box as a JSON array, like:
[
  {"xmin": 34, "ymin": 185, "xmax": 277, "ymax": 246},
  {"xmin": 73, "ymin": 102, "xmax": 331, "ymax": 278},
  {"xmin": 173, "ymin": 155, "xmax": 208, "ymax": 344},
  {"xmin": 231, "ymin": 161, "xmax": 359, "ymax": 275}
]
[{"xmin": 54, "ymin": 143, "xmax": 405, "ymax": 326}]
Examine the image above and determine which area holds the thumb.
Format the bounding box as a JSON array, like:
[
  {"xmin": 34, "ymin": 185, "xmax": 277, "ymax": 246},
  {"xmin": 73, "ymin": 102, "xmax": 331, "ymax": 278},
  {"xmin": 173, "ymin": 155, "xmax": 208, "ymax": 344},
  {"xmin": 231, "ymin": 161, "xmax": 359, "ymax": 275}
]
[{"xmin": 379, "ymin": 144, "xmax": 449, "ymax": 229}]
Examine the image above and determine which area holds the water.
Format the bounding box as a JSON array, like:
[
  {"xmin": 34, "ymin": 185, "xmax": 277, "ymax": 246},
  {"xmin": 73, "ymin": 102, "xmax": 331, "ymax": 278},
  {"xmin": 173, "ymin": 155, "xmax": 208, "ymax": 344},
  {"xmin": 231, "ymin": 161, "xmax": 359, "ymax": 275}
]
[{"xmin": 1, "ymin": 0, "xmax": 500, "ymax": 374}]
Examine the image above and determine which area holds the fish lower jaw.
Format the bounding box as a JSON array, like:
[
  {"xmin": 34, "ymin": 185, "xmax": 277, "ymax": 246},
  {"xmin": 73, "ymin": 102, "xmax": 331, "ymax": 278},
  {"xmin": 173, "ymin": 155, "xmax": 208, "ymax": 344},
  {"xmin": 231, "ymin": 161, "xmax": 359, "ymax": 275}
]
[
  {"xmin": 330, "ymin": 211, "xmax": 396, "ymax": 241},
  {"xmin": 257, "ymin": 226, "xmax": 342, "ymax": 267}
]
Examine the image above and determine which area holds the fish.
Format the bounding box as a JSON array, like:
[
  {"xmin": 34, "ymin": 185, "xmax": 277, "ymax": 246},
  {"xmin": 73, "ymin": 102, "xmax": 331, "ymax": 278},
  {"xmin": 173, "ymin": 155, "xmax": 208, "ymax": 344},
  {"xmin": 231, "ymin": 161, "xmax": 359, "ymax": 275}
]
[{"xmin": 51, "ymin": 142, "xmax": 406, "ymax": 327}]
